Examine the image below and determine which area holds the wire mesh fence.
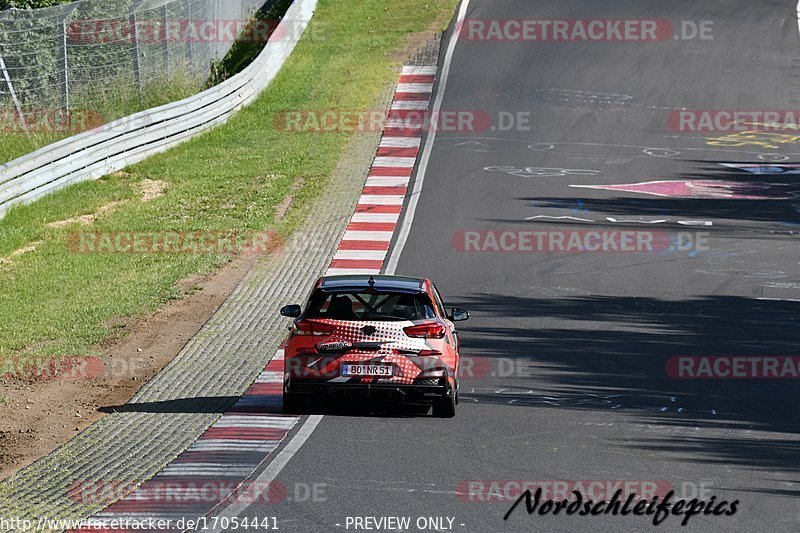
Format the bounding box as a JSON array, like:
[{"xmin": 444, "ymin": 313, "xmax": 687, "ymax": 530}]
[{"xmin": 0, "ymin": 0, "xmax": 267, "ymax": 131}]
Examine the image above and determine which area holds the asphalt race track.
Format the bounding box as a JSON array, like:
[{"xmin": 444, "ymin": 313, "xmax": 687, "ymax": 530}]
[{"xmin": 221, "ymin": 1, "xmax": 800, "ymax": 531}]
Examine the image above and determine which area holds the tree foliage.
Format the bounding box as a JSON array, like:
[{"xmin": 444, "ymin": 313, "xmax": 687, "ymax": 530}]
[{"xmin": 1, "ymin": 1, "xmax": 74, "ymax": 10}]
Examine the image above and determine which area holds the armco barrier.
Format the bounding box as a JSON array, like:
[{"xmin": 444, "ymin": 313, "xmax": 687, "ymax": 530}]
[{"xmin": 0, "ymin": 0, "xmax": 317, "ymax": 220}]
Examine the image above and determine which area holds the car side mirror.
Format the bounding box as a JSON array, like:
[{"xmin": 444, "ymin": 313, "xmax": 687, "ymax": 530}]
[
  {"xmin": 280, "ymin": 304, "xmax": 301, "ymax": 318},
  {"xmin": 449, "ymin": 308, "xmax": 469, "ymax": 322}
]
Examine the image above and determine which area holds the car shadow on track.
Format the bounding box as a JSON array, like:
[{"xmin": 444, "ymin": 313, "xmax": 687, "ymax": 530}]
[
  {"xmin": 287, "ymin": 398, "xmax": 432, "ymax": 418},
  {"xmin": 99, "ymin": 396, "xmax": 241, "ymax": 414},
  {"xmin": 99, "ymin": 396, "xmax": 434, "ymax": 419}
]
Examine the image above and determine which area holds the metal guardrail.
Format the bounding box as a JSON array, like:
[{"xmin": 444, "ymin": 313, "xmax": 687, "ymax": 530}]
[
  {"xmin": 0, "ymin": 0, "xmax": 317, "ymax": 219},
  {"xmin": 0, "ymin": 0, "xmax": 267, "ymax": 119}
]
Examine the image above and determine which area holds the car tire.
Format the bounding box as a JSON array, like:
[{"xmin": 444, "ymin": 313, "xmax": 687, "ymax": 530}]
[
  {"xmin": 432, "ymin": 390, "xmax": 456, "ymax": 418},
  {"xmin": 283, "ymin": 393, "xmax": 304, "ymax": 413}
]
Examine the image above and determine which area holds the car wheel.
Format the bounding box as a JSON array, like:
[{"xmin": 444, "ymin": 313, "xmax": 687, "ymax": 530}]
[
  {"xmin": 432, "ymin": 390, "xmax": 456, "ymax": 418},
  {"xmin": 283, "ymin": 393, "xmax": 304, "ymax": 413}
]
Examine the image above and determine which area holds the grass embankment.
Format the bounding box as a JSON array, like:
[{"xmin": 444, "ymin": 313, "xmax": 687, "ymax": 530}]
[{"xmin": 0, "ymin": 0, "xmax": 457, "ymax": 362}]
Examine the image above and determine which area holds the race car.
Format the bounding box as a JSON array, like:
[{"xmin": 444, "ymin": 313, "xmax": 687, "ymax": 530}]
[{"xmin": 280, "ymin": 275, "xmax": 469, "ymax": 417}]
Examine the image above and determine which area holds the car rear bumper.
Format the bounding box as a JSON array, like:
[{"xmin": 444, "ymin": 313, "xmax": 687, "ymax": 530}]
[{"xmin": 286, "ymin": 380, "xmax": 450, "ymax": 404}]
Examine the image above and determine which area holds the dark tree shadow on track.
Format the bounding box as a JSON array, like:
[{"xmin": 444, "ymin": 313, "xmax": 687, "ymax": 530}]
[
  {"xmin": 450, "ymin": 293, "xmax": 800, "ymax": 484},
  {"xmin": 508, "ymin": 160, "xmax": 800, "ymax": 228}
]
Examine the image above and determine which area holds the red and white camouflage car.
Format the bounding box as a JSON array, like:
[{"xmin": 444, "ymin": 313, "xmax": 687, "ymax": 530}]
[{"xmin": 280, "ymin": 275, "xmax": 469, "ymax": 417}]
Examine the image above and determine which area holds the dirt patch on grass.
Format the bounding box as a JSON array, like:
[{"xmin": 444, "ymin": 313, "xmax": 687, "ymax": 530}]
[
  {"xmin": 0, "ymin": 251, "xmax": 258, "ymax": 481},
  {"xmin": 275, "ymin": 177, "xmax": 305, "ymax": 221},
  {"xmin": 10, "ymin": 242, "xmax": 41, "ymax": 257},
  {"xmin": 45, "ymin": 179, "xmax": 165, "ymax": 230},
  {"xmin": 136, "ymin": 179, "xmax": 168, "ymax": 202},
  {"xmin": 0, "ymin": 241, "xmax": 43, "ymax": 267},
  {"xmin": 389, "ymin": 16, "xmax": 445, "ymax": 66},
  {"xmin": 46, "ymin": 201, "xmax": 128, "ymax": 229}
]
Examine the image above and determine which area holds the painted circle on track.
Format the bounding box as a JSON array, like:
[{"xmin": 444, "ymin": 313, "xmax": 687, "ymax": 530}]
[
  {"xmin": 694, "ymin": 269, "xmax": 787, "ymax": 278},
  {"xmin": 758, "ymin": 153, "xmax": 790, "ymax": 162},
  {"xmin": 643, "ymin": 148, "xmax": 680, "ymax": 158},
  {"xmin": 528, "ymin": 143, "xmax": 555, "ymax": 151}
]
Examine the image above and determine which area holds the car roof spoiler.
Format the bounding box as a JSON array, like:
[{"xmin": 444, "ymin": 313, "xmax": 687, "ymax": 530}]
[{"xmin": 319, "ymin": 274, "xmax": 425, "ymax": 294}]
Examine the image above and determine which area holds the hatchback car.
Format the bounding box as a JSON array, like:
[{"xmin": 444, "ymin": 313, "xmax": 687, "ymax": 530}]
[{"xmin": 280, "ymin": 275, "xmax": 469, "ymax": 417}]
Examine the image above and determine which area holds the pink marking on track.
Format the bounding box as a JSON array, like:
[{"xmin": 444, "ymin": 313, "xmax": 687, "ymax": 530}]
[{"xmin": 574, "ymin": 179, "xmax": 799, "ymax": 200}]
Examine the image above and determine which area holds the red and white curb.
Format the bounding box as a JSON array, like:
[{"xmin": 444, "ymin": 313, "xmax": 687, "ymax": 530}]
[
  {"xmin": 68, "ymin": 64, "xmax": 436, "ymax": 532},
  {"xmin": 328, "ymin": 65, "xmax": 436, "ymax": 276}
]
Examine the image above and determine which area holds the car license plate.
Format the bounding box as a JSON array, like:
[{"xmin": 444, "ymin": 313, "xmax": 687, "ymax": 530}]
[{"xmin": 342, "ymin": 364, "xmax": 393, "ymax": 377}]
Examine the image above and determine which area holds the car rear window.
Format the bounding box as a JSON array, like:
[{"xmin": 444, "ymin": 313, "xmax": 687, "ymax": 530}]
[{"xmin": 305, "ymin": 291, "xmax": 436, "ymax": 321}]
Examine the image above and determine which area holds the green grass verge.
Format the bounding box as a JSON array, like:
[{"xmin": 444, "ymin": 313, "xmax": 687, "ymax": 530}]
[{"xmin": 0, "ymin": 0, "xmax": 457, "ymax": 360}]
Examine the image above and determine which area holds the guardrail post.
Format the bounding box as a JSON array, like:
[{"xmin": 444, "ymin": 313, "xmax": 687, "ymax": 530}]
[
  {"xmin": 0, "ymin": 48, "xmax": 26, "ymax": 133},
  {"xmin": 160, "ymin": 4, "xmax": 169, "ymax": 73},
  {"xmin": 184, "ymin": 0, "xmax": 194, "ymax": 67},
  {"xmin": 56, "ymin": 3, "xmax": 80, "ymax": 112},
  {"xmin": 129, "ymin": 0, "xmax": 145, "ymax": 93},
  {"xmin": 213, "ymin": 0, "xmax": 222, "ymax": 62}
]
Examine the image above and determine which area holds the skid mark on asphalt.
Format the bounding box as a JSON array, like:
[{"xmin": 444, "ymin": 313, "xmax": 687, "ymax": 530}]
[
  {"xmin": 459, "ymin": 388, "xmax": 721, "ymax": 417},
  {"xmin": 525, "ymin": 215, "xmax": 595, "ymax": 222},
  {"xmin": 315, "ymin": 478, "xmax": 460, "ymax": 497},
  {"xmin": 484, "ymin": 165, "xmax": 600, "ymax": 178},
  {"xmin": 443, "ymin": 137, "xmax": 800, "ymax": 161}
]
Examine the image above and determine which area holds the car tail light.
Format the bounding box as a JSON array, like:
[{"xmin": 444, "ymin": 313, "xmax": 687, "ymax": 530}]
[
  {"xmin": 291, "ymin": 319, "xmax": 336, "ymax": 337},
  {"xmin": 403, "ymin": 322, "xmax": 446, "ymax": 339},
  {"xmin": 393, "ymin": 348, "xmax": 443, "ymax": 357}
]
